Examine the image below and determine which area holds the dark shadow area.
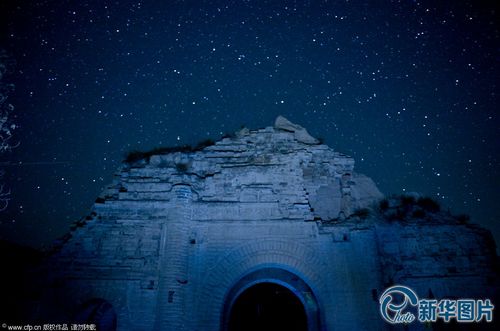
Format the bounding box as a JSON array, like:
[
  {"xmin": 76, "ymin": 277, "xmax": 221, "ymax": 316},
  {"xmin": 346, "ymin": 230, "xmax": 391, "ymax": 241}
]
[
  {"xmin": 228, "ymin": 282, "xmax": 307, "ymax": 331},
  {"xmin": 0, "ymin": 240, "xmax": 43, "ymax": 324}
]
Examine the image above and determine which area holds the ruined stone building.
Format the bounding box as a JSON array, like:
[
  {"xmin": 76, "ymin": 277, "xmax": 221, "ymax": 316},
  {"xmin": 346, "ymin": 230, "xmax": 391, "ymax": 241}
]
[{"xmin": 31, "ymin": 117, "xmax": 497, "ymax": 330}]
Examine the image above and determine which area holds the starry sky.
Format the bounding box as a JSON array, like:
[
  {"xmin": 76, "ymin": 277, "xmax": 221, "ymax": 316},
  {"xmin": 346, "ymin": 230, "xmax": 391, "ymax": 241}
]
[{"xmin": 0, "ymin": 0, "xmax": 498, "ymax": 249}]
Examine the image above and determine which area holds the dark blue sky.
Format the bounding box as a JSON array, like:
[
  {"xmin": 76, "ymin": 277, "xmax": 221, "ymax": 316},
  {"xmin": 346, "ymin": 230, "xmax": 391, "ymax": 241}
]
[{"xmin": 0, "ymin": 0, "xmax": 498, "ymax": 249}]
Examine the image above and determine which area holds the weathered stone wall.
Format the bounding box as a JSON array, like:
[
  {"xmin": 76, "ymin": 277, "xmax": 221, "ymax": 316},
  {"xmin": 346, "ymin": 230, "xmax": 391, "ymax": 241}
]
[
  {"xmin": 40, "ymin": 118, "xmax": 497, "ymax": 331},
  {"xmin": 376, "ymin": 220, "xmax": 498, "ymax": 298}
]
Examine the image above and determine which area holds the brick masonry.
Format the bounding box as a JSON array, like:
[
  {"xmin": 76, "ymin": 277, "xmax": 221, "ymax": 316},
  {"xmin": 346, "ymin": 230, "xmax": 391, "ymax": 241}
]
[{"xmin": 39, "ymin": 117, "xmax": 498, "ymax": 330}]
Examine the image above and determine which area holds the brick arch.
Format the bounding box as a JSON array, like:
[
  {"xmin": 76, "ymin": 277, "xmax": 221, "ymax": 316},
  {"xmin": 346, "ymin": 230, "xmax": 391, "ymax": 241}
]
[
  {"xmin": 221, "ymin": 267, "xmax": 321, "ymax": 331},
  {"xmin": 195, "ymin": 239, "xmax": 328, "ymax": 330},
  {"xmin": 73, "ymin": 298, "xmax": 117, "ymax": 331}
]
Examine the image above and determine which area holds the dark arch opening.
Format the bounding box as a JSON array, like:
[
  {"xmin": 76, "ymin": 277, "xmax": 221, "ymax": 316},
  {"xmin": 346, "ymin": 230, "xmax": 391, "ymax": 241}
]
[
  {"xmin": 73, "ymin": 298, "xmax": 117, "ymax": 331},
  {"xmin": 222, "ymin": 267, "xmax": 321, "ymax": 331},
  {"xmin": 228, "ymin": 282, "xmax": 308, "ymax": 331}
]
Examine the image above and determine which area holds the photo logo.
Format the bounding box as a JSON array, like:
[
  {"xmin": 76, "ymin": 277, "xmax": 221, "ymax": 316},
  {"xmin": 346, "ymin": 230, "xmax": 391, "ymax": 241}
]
[
  {"xmin": 379, "ymin": 285, "xmax": 494, "ymax": 324},
  {"xmin": 379, "ymin": 285, "xmax": 418, "ymax": 323}
]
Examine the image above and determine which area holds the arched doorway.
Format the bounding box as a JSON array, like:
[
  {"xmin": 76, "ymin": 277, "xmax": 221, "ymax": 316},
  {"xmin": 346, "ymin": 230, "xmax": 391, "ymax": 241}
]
[
  {"xmin": 228, "ymin": 282, "xmax": 307, "ymax": 331},
  {"xmin": 222, "ymin": 267, "xmax": 321, "ymax": 331},
  {"xmin": 73, "ymin": 298, "xmax": 117, "ymax": 331}
]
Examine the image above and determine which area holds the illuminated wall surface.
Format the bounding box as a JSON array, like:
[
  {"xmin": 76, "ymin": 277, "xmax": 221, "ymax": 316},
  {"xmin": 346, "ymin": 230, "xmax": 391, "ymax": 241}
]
[{"xmin": 4, "ymin": 118, "xmax": 498, "ymax": 330}]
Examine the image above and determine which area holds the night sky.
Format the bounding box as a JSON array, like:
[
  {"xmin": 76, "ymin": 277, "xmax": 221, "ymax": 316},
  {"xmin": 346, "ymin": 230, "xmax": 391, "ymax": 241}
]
[{"xmin": 0, "ymin": 0, "xmax": 498, "ymax": 249}]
